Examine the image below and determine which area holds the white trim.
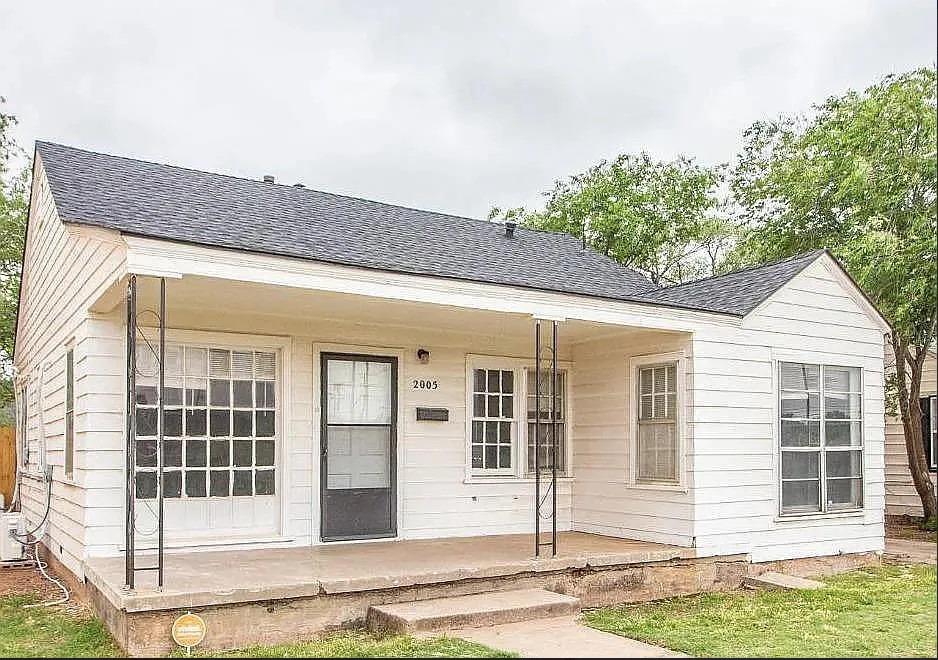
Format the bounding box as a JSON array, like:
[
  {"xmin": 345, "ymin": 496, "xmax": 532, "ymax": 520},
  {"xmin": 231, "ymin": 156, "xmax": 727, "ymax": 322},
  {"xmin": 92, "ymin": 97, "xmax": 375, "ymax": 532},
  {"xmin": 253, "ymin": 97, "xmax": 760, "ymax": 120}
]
[
  {"xmin": 628, "ymin": 350, "xmax": 688, "ymax": 488},
  {"xmin": 312, "ymin": 342, "xmax": 406, "ymax": 543},
  {"xmin": 124, "ymin": 236, "xmax": 742, "ymax": 334}
]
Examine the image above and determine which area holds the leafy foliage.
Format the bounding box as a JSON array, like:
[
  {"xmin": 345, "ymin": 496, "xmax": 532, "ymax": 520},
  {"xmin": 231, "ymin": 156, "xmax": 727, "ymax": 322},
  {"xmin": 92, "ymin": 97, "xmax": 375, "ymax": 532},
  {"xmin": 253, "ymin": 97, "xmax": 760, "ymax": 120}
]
[
  {"xmin": 0, "ymin": 98, "xmax": 29, "ymax": 421},
  {"xmin": 492, "ymin": 153, "xmax": 732, "ymax": 285}
]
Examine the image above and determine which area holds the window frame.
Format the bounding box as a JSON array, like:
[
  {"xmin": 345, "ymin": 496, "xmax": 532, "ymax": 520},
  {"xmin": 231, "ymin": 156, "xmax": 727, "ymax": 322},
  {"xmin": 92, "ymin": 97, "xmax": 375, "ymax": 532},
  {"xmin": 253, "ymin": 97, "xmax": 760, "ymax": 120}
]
[
  {"xmin": 15, "ymin": 378, "xmax": 28, "ymax": 470},
  {"xmin": 776, "ymin": 360, "xmax": 865, "ymax": 518},
  {"xmin": 629, "ymin": 351, "xmax": 687, "ymax": 489},
  {"xmin": 466, "ymin": 357, "xmax": 521, "ymax": 477},
  {"xmin": 64, "ymin": 347, "xmax": 75, "ymax": 480},
  {"xmin": 523, "ymin": 366, "xmax": 571, "ymax": 477},
  {"xmin": 926, "ymin": 395, "xmax": 937, "ymax": 472}
]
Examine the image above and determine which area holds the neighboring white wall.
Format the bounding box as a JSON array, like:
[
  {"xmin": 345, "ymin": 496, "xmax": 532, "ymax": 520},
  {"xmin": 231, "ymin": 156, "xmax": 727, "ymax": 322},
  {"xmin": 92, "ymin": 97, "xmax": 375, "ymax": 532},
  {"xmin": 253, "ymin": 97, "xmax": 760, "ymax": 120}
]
[
  {"xmin": 13, "ymin": 158, "xmax": 125, "ymax": 577},
  {"xmin": 690, "ymin": 257, "xmax": 887, "ymax": 562},
  {"xmin": 82, "ymin": 303, "xmax": 575, "ymax": 558},
  {"xmin": 570, "ymin": 330, "xmax": 694, "ymax": 547},
  {"xmin": 885, "ymin": 351, "xmax": 937, "ymax": 517}
]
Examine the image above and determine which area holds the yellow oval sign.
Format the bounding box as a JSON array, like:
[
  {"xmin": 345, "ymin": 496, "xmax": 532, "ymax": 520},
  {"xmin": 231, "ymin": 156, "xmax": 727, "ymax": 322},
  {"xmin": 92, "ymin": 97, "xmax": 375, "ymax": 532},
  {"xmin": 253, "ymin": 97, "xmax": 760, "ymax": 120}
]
[{"xmin": 172, "ymin": 612, "xmax": 206, "ymax": 648}]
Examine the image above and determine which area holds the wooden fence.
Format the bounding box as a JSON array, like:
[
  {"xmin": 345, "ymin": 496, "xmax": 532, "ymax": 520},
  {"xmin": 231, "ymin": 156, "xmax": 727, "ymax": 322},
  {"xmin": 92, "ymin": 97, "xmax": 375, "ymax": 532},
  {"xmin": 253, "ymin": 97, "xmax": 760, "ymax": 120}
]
[{"xmin": 0, "ymin": 426, "xmax": 14, "ymax": 507}]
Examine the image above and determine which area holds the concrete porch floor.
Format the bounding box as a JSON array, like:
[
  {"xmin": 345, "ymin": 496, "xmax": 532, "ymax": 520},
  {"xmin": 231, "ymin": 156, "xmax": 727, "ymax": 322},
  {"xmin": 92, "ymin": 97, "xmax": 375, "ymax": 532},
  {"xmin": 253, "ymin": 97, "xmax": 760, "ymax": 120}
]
[{"xmin": 84, "ymin": 532, "xmax": 692, "ymax": 613}]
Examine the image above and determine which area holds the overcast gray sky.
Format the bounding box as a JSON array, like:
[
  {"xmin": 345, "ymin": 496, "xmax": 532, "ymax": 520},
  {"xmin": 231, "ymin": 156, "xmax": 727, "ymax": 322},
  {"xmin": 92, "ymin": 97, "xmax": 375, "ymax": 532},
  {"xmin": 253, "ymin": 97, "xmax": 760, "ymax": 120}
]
[{"xmin": 1, "ymin": 0, "xmax": 935, "ymax": 217}]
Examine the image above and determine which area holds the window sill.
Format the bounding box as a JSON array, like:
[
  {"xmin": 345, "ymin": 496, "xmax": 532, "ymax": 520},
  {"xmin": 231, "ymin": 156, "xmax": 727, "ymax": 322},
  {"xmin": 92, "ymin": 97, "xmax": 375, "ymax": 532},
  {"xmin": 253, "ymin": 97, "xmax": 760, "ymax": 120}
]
[
  {"xmin": 622, "ymin": 481, "xmax": 688, "ymax": 493},
  {"xmin": 775, "ymin": 509, "xmax": 864, "ymax": 523},
  {"xmin": 464, "ymin": 475, "xmax": 575, "ymax": 485}
]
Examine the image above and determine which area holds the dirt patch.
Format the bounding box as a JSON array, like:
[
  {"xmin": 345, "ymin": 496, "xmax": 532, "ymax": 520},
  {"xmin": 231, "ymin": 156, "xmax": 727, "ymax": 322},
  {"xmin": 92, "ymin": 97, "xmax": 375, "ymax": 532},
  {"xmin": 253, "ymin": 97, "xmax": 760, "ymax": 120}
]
[
  {"xmin": 0, "ymin": 556, "xmax": 91, "ymax": 616},
  {"xmin": 885, "ymin": 515, "xmax": 938, "ymax": 543}
]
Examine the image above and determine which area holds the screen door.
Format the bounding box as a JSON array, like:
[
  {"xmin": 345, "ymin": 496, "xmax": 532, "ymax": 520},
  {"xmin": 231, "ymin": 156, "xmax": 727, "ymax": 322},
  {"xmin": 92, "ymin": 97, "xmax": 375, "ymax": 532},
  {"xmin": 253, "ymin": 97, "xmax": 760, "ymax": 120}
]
[{"xmin": 320, "ymin": 353, "xmax": 397, "ymax": 540}]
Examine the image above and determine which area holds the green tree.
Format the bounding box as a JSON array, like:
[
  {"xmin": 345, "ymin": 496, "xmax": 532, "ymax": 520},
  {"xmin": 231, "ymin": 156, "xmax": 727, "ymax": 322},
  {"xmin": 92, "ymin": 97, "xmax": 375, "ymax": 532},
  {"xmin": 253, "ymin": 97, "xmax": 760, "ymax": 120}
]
[
  {"xmin": 493, "ymin": 153, "xmax": 730, "ymax": 285},
  {"xmin": 0, "ymin": 98, "xmax": 30, "ymax": 423},
  {"xmin": 731, "ymin": 67, "xmax": 938, "ymax": 521}
]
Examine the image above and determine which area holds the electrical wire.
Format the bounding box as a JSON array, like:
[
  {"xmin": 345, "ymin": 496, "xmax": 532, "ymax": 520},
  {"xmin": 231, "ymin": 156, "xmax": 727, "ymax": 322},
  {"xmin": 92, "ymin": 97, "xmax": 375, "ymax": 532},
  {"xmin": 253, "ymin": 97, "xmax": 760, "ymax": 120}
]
[{"xmin": 22, "ymin": 543, "xmax": 70, "ymax": 609}]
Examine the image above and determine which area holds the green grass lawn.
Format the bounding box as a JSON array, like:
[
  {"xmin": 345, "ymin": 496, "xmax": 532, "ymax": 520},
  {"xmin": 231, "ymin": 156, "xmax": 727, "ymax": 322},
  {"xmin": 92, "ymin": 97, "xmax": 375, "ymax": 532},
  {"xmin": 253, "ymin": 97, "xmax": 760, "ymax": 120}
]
[
  {"xmin": 584, "ymin": 564, "xmax": 938, "ymax": 658},
  {"xmin": 0, "ymin": 596, "xmax": 121, "ymax": 658}
]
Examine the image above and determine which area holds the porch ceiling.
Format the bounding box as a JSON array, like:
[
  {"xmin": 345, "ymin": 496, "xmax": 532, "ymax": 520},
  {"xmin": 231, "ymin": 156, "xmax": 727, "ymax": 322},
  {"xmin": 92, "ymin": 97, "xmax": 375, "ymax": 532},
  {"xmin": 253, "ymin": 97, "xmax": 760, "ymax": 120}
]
[{"xmin": 131, "ymin": 274, "xmax": 678, "ymax": 344}]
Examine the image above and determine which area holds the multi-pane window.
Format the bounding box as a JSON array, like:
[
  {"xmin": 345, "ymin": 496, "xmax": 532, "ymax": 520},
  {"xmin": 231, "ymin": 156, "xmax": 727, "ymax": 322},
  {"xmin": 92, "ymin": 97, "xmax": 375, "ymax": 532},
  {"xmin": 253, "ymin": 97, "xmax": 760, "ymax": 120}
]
[
  {"xmin": 923, "ymin": 396, "xmax": 937, "ymax": 471},
  {"xmin": 65, "ymin": 349, "xmax": 75, "ymax": 479},
  {"xmin": 780, "ymin": 362, "xmax": 863, "ymax": 514},
  {"xmin": 526, "ymin": 369, "xmax": 566, "ymax": 473},
  {"xmin": 636, "ymin": 363, "xmax": 679, "ymax": 483},
  {"xmin": 134, "ymin": 345, "xmax": 277, "ymax": 500},
  {"xmin": 471, "ymin": 368, "xmax": 515, "ymax": 472}
]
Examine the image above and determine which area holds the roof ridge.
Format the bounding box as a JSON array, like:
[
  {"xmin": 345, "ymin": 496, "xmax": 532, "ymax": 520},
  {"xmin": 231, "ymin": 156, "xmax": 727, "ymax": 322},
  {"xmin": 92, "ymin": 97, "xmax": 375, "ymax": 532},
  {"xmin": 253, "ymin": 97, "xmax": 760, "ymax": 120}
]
[{"xmin": 647, "ymin": 249, "xmax": 827, "ymax": 293}]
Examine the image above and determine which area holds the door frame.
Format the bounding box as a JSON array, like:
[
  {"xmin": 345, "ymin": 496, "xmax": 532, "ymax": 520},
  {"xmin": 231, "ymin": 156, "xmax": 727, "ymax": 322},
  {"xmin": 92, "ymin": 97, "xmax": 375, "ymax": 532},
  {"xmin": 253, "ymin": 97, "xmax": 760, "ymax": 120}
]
[{"xmin": 318, "ymin": 350, "xmax": 399, "ymax": 542}]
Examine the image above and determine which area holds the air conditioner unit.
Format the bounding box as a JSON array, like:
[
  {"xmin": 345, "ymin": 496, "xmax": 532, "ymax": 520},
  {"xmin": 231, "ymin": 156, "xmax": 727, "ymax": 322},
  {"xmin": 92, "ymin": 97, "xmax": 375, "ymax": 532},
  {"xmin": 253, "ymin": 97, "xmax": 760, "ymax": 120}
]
[{"xmin": 1, "ymin": 512, "xmax": 26, "ymax": 562}]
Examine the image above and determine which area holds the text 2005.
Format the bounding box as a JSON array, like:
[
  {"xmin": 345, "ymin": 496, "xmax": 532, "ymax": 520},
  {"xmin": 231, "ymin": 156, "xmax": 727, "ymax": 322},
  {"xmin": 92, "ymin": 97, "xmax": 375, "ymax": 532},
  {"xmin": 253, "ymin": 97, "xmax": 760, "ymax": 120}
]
[{"xmin": 412, "ymin": 379, "xmax": 439, "ymax": 390}]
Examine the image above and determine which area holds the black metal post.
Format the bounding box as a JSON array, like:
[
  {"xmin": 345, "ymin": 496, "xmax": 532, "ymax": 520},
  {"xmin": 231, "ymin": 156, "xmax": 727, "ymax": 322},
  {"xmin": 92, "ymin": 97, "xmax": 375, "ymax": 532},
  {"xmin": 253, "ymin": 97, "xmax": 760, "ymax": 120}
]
[
  {"xmin": 551, "ymin": 320, "xmax": 558, "ymax": 557},
  {"xmin": 124, "ymin": 275, "xmax": 137, "ymax": 589},
  {"xmin": 534, "ymin": 319, "xmax": 541, "ymax": 557},
  {"xmin": 157, "ymin": 278, "xmax": 165, "ymax": 588}
]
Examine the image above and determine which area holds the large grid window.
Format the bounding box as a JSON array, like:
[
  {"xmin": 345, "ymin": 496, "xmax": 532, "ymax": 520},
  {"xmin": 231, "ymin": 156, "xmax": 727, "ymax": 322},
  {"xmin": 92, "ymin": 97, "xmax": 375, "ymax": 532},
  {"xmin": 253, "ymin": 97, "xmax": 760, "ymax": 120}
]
[
  {"xmin": 134, "ymin": 345, "xmax": 277, "ymax": 500},
  {"xmin": 636, "ymin": 363, "xmax": 679, "ymax": 483},
  {"xmin": 780, "ymin": 362, "xmax": 863, "ymax": 514},
  {"xmin": 923, "ymin": 396, "xmax": 937, "ymax": 471},
  {"xmin": 471, "ymin": 368, "xmax": 515, "ymax": 472},
  {"xmin": 526, "ymin": 369, "xmax": 566, "ymax": 473}
]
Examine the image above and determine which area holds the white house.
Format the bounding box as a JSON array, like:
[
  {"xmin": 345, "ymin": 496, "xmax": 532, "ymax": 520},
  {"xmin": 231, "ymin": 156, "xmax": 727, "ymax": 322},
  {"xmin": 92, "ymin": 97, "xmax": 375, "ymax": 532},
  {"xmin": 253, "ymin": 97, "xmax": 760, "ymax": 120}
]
[{"xmin": 14, "ymin": 141, "xmax": 891, "ymax": 588}]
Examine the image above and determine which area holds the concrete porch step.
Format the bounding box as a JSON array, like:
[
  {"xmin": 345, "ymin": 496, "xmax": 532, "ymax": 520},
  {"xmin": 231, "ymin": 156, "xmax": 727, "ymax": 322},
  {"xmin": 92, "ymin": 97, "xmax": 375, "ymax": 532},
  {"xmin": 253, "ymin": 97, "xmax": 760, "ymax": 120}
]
[
  {"xmin": 744, "ymin": 571, "xmax": 825, "ymax": 590},
  {"xmin": 366, "ymin": 588, "xmax": 581, "ymax": 633}
]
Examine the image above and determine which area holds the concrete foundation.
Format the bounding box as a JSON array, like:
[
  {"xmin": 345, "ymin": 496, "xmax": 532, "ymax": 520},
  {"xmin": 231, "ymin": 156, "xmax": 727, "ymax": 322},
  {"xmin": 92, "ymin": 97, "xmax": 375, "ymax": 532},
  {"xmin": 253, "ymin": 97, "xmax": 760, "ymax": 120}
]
[{"xmin": 80, "ymin": 533, "xmax": 881, "ymax": 656}]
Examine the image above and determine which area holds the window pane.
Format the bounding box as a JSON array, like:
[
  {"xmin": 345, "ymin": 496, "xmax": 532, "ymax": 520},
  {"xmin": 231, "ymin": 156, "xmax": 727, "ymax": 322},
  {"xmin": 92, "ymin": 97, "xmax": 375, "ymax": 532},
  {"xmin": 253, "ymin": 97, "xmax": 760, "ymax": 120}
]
[
  {"xmin": 501, "ymin": 395, "xmax": 513, "ymax": 418},
  {"xmin": 472, "ymin": 421, "xmax": 483, "ymax": 444},
  {"xmin": 780, "ymin": 391, "xmax": 820, "ymax": 419},
  {"xmin": 186, "ymin": 409, "xmax": 207, "ymax": 436},
  {"xmin": 326, "ymin": 426, "xmax": 390, "ymax": 488},
  {"xmin": 135, "ymin": 384, "xmax": 158, "ymax": 406},
  {"xmin": 210, "ymin": 439, "xmax": 230, "ymax": 467},
  {"xmin": 528, "ymin": 423, "xmax": 565, "ymax": 472},
  {"xmin": 163, "ymin": 471, "xmax": 182, "ymax": 498},
  {"xmin": 254, "ymin": 352, "xmax": 276, "ymax": 380},
  {"xmin": 163, "ymin": 439, "xmax": 182, "ymax": 467},
  {"xmin": 209, "ymin": 349, "xmax": 230, "ymax": 378},
  {"xmin": 233, "ymin": 380, "xmax": 253, "ymax": 407},
  {"xmin": 186, "ymin": 378, "xmax": 207, "ymax": 406},
  {"xmin": 163, "ymin": 408, "xmax": 183, "ymax": 437},
  {"xmin": 210, "ymin": 470, "xmax": 230, "ymax": 497},
  {"xmin": 210, "ymin": 409, "xmax": 230, "ymax": 436},
  {"xmin": 256, "ymin": 439, "xmax": 275, "ymax": 466},
  {"xmin": 780, "ymin": 420, "xmax": 820, "ymax": 447},
  {"xmin": 487, "ymin": 395, "xmax": 500, "ymax": 417},
  {"xmin": 136, "ymin": 438, "xmax": 157, "ymax": 468},
  {"xmin": 824, "ymin": 366, "xmax": 861, "ymax": 392},
  {"xmin": 501, "ymin": 370, "xmax": 514, "ymax": 394},
  {"xmin": 781, "ymin": 450, "xmax": 819, "ymax": 479},
  {"xmin": 255, "ymin": 381, "xmax": 276, "ymax": 408},
  {"xmin": 824, "ymin": 392, "xmax": 861, "ymax": 420},
  {"xmin": 487, "ymin": 370, "xmax": 500, "ymax": 393},
  {"xmin": 135, "ymin": 471, "xmax": 157, "ymax": 499},
  {"xmin": 255, "ymin": 469, "xmax": 275, "ymax": 496},
  {"xmin": 233, "ymin": 439, "xmax": 253, "ymax": 467},
  {"xmin": 827, "ymin": 477, "xmax": 862, "ymax": 509},
  {"xmin": 256, "ymin": 411, "xmax": 275, "ymax": 437},
  {"xmin": 233, "ymin": 410, "xmax": 253, "ymax": 437},
  {"xmin": 637, "ymin": 422, "xmax": 677, "ymax": 482},
  {"xmin": 825, "ymin": 421, "xmax": 861, "ymax": 446},
  {"xmin": 484, "ymin": 445, "xmax": 497, "ymax": 468},
  {"xmin": 164, "ymin": 378, "xmax": 183, "ymax": 406},
  {"xmin": 185, "ymin": 347, "xmax": 207, "ymax": 376},
  {"xmin": 471, "ymin": 445, "xmax": 483, "ymax": 469},
  {"xmin": 232, "ymin": 470, "xmax": 253, "ymax": 496},
  {"xmin": 185, "ymin": 439, "xmax": 207, "ymax": 467},
  {"xmin": 781, "ymin": 362, "xmax": 819, "ymax": 391},
  {"xmin": 185, "ymin": 470, "xmax": 207, "ymax": 497},
  {"xmin": 826, "ymin": 450, "xmax": 862, "ymax": 478},
  {"xmin": 640, "ymin": 367, "xmax": 653, "ymax": 395},
  {"xmin": 639, "ymin": 394, "xmax": 653, "ymax": 421},
  {"xmin": 781, "ymin": 480, "xmax": 820, "ymax": 512},
  {"xmin": 136, "ymin": 408, "xmax": 158, "ymax": 436},
  {"xmin": 473, "ymin": 394, "xmax": 485, "ymax": 417},
  {"xmin": 210, "ymin": 379, "xmax": 230, "ymax": 406},
  {"xmin": 327, "ymin": 360, "xmax": 390, "ymax": 424},
  {"xmin": 473, "ymin": 369, "xmax": 486, "ymax": 393}
]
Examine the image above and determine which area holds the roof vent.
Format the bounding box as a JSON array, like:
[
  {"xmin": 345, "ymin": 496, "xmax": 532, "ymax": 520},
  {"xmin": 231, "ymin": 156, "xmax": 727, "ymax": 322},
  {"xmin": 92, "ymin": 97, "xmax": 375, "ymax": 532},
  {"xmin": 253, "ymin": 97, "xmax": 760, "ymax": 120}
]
[
  {"xmin": 505, "ymin": 221, "xmax": 517, "ymax": 239},
  {"xmin": 263, "ymin": 174, "xmax": 275, "ymax": 183},
  {"xmin": 293, "ymin": 183, "xmax": 305, "ymax": 188}
]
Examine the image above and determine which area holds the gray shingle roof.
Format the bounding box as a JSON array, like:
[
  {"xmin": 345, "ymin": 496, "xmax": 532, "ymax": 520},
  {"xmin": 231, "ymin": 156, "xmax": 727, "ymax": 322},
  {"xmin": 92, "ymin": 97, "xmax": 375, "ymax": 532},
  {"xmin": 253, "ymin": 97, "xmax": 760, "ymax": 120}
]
[
  {"xmin": 35, "ymin": 141, "xmax": 655, "ymax": 300},
  {"xmin": 34, "ymin": 140, "xmax": 825, "ymax": 317},
  {"xmin": 635, "ymin": 250, "xmax": 826, "ymax": 315}
]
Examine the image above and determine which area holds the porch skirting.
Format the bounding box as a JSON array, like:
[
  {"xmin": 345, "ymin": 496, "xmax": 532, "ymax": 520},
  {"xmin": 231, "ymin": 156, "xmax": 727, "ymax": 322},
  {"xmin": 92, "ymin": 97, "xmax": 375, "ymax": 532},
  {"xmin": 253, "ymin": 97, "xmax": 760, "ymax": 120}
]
[{"xmin": 80, "ymin": 532, "xmax": 880, "ymax": 656}]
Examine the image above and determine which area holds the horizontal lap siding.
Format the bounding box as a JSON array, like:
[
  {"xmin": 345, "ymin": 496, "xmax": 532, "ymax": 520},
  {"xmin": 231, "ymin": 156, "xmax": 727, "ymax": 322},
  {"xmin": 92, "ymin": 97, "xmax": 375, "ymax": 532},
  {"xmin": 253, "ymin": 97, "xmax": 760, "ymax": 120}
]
[
  {"xmin": 691, "ymin": 259, "xmax": 886, "ymax": 561},
  {"xmin": 884, "ymin": 353, "xmax": 936, "ymax": 517},
  {"xmin": 571, "ymin": 331, "xmax": 694, "ymax": 546},
  {"xmin": 152, "ymin": 308, "xmax": 573, "ymax": 546},
  {"xmin": 14, "ymin": 160, "xmax": 126, "ymax": 577}
]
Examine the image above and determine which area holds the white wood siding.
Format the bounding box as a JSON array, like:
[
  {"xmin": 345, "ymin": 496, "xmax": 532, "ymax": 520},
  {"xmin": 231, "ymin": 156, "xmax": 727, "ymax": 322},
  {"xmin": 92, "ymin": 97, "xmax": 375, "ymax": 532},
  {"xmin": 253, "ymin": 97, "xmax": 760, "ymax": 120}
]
[
  {"xmin": 690, "ymin": 257, "xmax": 887, "ymax": 561},
  {"xmin": 13, "ymin": 159, "xmax": 126, "ymax": 576},
  {"xmin": 884, "ymin": 351, "xmax": 937, "ymax": 517},
  {"xmin": 570, "ymin": 331, "xmax": 694, "ymax": 546}
]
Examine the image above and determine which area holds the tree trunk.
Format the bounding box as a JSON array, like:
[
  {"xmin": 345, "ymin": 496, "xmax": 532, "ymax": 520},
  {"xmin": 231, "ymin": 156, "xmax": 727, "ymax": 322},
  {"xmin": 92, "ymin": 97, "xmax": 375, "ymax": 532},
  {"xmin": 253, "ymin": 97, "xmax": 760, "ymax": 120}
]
[{"xmin": 892, "ymin": 335, "xmax": 937, "ymax": 522}]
